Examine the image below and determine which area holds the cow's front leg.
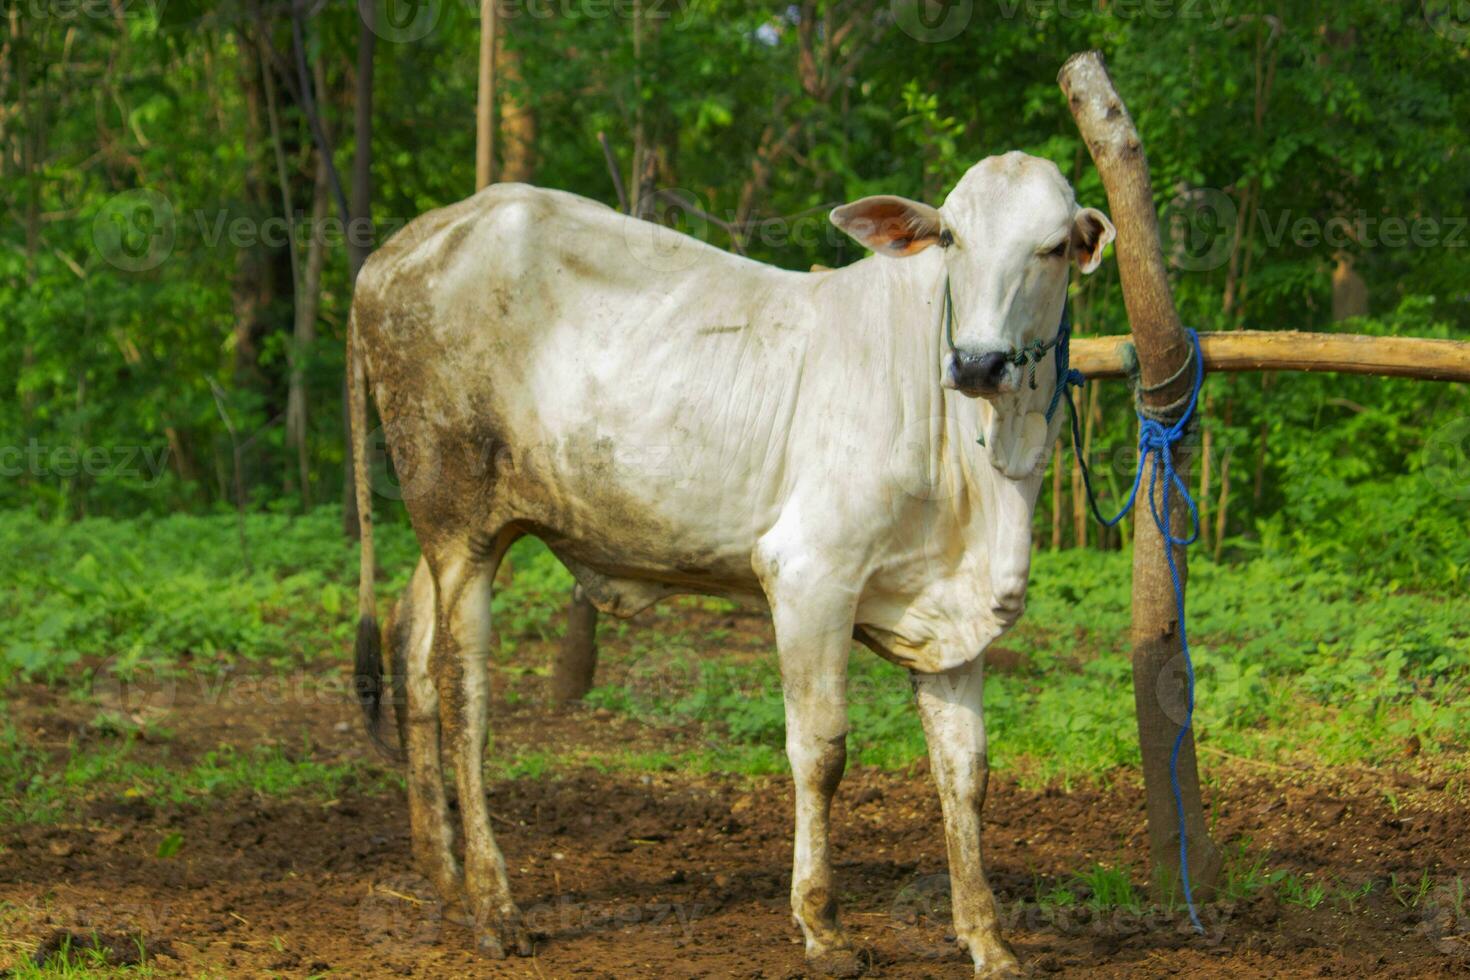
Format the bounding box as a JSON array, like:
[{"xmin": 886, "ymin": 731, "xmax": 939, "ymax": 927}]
[
  {"xmin": 760, "ymin": 552, "xmax": 861, "ymax": 977},
  {"xmin": 913, "ymin": 660, "xmax": 1020, "ymax": 978}
]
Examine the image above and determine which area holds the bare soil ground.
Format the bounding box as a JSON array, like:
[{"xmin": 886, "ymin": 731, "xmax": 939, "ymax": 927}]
[{"xmin": 2, "ymin": 661, "xmax": 1468, "ymax": 979}]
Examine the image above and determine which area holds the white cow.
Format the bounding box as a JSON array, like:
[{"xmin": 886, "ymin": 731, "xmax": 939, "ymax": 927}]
[{"xmin": 349, "ymin": 151, "xmax": 1114, "ymax": 976}]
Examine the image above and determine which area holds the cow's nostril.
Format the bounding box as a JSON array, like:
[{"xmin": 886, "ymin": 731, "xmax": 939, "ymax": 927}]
[
  {"xmin": 951, "ymin": 350, "xmax": 1013, "ymax": 393},
  {"xmin": 976, "ymin": 352, "xmax": 1009, "ymax": 388}
]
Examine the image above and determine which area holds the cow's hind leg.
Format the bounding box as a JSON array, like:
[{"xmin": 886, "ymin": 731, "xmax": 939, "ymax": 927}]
[
  {"xmin": 429, "ymin": 537, "xmax": 531, "ymax": 958},
  {"xmin": 913, "ymin": 660, "xmax": 1020, "ymax": 978},
  {"xmin": 396, "ymin": 559, "xmax": 464, "ymax": 914},
  {"xmin": 758, "ymin": 548, "xmax": 861, "ymax": 977}
]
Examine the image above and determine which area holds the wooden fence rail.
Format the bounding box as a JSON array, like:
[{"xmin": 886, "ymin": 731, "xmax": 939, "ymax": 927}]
[{"xmin": 1072, "ymin": 331, "xmax": 1470, "ymax": 383}]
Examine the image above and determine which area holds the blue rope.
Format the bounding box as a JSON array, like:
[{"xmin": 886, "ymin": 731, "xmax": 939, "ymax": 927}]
[
  {"xmin": 1054, "ymin": 323, "xmax": 1207, "ymax": 935},
  {"xmin": 1046, "ymin": 302, "xmax": 1081, "ymax": 425}
]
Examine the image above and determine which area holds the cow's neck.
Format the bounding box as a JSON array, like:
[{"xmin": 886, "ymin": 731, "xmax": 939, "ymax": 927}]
[{"xmin": 836, "ymin": 249, "xmax": 1049, "ymax": 611}]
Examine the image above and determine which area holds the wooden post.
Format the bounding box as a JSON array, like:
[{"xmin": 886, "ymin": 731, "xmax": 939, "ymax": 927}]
[
  {"xmin": 551, "ymin": 585, "xmax": 599, "ymax": 704},
  {"xmin": 1059, "ymin": 51, "xmax": 1223, "ymax": 903}
]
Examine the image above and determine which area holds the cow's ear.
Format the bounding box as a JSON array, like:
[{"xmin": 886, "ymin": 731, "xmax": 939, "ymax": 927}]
[
  {"xmin": 1071, "ymin": 207, "xmax": 1116, "ymax": 274},
  {"xmin": 830, "ymin": 195, "xmax": 944, "ymax": 257}
]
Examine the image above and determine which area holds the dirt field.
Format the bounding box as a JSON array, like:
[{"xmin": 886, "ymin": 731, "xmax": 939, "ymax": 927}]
[{"xmin": 3, "ymin": 659, "xmax": 1468, "ymax": 979}]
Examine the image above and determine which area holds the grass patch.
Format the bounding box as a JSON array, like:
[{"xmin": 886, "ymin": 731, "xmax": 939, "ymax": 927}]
[
  {"xmin": 1074, "ymin": 864, "xmax": 1143, "ymax": 913},
  {"xmin": 0, "ymin": 509, "xmax": 420, "ymax": 685},
  {"xmin": 2, "ymin": 508, "xmax": 1468, "ymax": 795},
  {"xmin": 0, "ymin": 728, "xmax": 397, "ymax": 826},
  {"xmin": 586, "ymin": 545, "xmax": 1470, "ymax": 784},
  {"xmin": 9, "ymin": 944, "xmax": 159, "ymax": 980}
]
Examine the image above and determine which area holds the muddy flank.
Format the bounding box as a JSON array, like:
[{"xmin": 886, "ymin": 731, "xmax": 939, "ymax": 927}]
[{"xmin": 1, "ymin": 665, "xmax": 1467, "ymax": 978}]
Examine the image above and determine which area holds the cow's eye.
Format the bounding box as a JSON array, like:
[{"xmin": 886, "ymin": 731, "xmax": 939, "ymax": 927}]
[{"xmin": 1047, "ymin": 240, "xmax": 1069, "ymax": 258}]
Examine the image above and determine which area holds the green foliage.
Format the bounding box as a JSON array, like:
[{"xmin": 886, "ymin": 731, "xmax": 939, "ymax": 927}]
[
  {"xmin": 1, "ymin": 723, "xmax": 397, "ymax": 826},
  {"xmin": 0, "ymin": 508, "xmax": 418, "ymax": 684},
  {"xmin": 2, "ymin": 0, "xmax": 1465, "ymax": 561},
  {"xmin": 3, "ymin": 509, "xmax": 1467, "ymax": 789},
  {"xmin": 1219, "ymin": 839, "xmax": 1273, "ymax": 902},
  {"xmin": 586, "ymin": 542, "xmax": 1470, "ymax": 782},
  {"xmin": 492, "ymin": 538, "xmax": 576, "ymax": 652},
  {"xmin": 1277, "ymin": 873, "xmax": 1327, "ymax": 909},
  {"xmin": 1074, "ymin": 864, "xmax": 1143, "ymax": 914},
  {"xmin": 9, "ymin": 938, "xmax": 159, "ymax": 980}
]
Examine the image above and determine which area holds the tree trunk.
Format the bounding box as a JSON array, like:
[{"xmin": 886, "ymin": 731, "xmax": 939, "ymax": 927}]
[
  {"xmin": 1332, "ymin": 253, "xmax": 1369, "ymax": 321},
  {"xmin": 475, "ymin": 0, "xmax": 497, "ymax": 190},
  {"xmin": 497, "ymin": 25, "xmax": 536, "ymax": 183},
  {"xmin": 287, "ymin": 145, "xmax": 329, "ymax": 508},
  {"xmin": 254, "ymin": 10, "xmax": 306, "ymax": 501},
  {"xmin": 630, "ymin": 0, "xmax": 651, "ymax": 217},
  {"xmin": 1059, "ymin": 51, "xmax": 1222, "ymax": 905},
  {"xmin": 231, "ymin": 35, "xmax": 278, "ymax": 397},
  {"xmin": 16, "ymin": 11, "xmax": 40, "ymax": 465}
]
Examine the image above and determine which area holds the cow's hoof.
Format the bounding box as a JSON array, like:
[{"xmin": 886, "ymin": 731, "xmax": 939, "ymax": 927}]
[
  {"xmin": 474, "ymin": 911, "xmax": 534, "ymax": 959},
  {"xmin": 808, "ymin": 946, "xmax": 865, "ymax": 978},
  {"xmin": 972, "ymin": 945, "xmax": 1023, "ymax": 979}
]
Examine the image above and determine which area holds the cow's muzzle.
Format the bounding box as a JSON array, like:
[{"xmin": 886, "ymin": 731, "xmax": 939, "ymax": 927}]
[{"xmin": 945, "ymin": 350, "xmax": 1015, "ymax": 398}]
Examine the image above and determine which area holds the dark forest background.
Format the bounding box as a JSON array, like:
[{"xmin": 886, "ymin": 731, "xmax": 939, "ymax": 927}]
[{"xmin": 2, "ymin": 0, "xmax": 1467, "ymax": 588}]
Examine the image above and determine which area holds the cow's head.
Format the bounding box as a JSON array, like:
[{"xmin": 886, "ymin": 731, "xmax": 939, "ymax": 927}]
[{"xmin": 830, "ymin": 152, "xmax": 1115, "ymax": 400}]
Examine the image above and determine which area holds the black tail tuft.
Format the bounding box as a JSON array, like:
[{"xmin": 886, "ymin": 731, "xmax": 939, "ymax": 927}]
[{"xmin": 355, "ymin": 615, "xmax": 403, "ymax": 762}]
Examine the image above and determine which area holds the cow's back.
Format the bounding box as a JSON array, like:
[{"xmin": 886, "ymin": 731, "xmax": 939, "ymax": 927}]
[{"xmin": 353, "ymin": 184, "xmax": 824, "ymax": 593}]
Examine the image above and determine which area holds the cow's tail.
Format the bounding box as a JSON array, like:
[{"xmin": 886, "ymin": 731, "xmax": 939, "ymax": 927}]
[{"xmin": 349, "ymin": 307, "xmax": 398, "ymax": 760}]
